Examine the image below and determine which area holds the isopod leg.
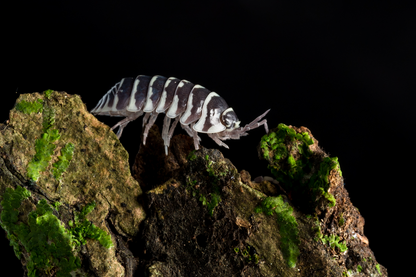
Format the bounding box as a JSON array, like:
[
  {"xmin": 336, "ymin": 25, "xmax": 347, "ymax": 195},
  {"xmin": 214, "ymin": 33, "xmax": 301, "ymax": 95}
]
[
  {"xmin": 168, "ymin": 116, "xmax": 180, "ymax": 140},
  {"xmin": 163, "ymin": 116, "xmax": 180, "ymax": 155},
  {"xmin": 181, "ymin": 123, "xmax": 201, "ymax": 142},
  {"xmin": 190, "ymin": 123, "xmax": 200, "ymax": 150},
  {"xmin": 242, "ymin": 109, "xmax": 270, "ymax": 133},
  {"xmin": 162, "ymin": 116, "xmax": 171, "ymax": 155},
  {"xmin": 115, "ymin": 121, "xmax": 129, "ymax": 138},
  {"xmin": 142, "ymin": 112, "xmax": 151, "ymax": 128},
  {"xmin": 244, "ymin": 119, "xmax": 268, "ymax": 133},
  {"xmin": 111, "ymin": 111, "xmax": 143, "ymax": 139},
  {"xmin": 180, "ymin": 124, "xmax": 194, "ymax": 138},
  {"xmin": 142, "ymin": 112, "xmax": 159, "ymax": 145},
  {"xmin": 208, "ymin": 133, "xmax": 229, "ymax": 149}
]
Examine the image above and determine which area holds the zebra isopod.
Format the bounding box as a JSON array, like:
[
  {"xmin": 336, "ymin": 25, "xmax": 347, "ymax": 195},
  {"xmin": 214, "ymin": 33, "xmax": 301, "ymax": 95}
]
[{"xmin": 90, "ymin": 75, "xmax": 270, "ymax": 155}]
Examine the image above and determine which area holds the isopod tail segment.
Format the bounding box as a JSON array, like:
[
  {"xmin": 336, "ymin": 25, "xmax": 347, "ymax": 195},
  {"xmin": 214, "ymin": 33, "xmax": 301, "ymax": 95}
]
[{"xmin": 90, "ymin": 75, "xmax": 270, "ymax": 156}]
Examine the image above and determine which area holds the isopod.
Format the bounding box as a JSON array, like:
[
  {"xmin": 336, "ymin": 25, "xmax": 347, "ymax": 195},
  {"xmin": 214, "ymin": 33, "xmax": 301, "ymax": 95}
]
[{"xmin": 91, "ymin": 75, "xmax": 270, "ymax": 155}]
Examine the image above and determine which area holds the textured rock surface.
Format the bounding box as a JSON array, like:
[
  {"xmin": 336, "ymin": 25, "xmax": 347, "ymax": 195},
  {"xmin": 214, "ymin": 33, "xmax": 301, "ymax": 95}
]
[
  {"xmin": 0, "ymin": 91, "xmax": 145, "ymax": 277},
  {"xmin": 133, "ymin": 124, "xmax": 387, "ymax": 276},
  {"xmin": 0, "ymin": 91, "xmax": 387, "ymax": 277}
]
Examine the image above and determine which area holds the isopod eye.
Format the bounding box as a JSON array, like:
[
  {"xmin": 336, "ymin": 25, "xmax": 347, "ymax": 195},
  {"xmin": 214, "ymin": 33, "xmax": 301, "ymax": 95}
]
[{"xmin": 221, "ymin": 108, "xmax": 239, "ymax": 129}]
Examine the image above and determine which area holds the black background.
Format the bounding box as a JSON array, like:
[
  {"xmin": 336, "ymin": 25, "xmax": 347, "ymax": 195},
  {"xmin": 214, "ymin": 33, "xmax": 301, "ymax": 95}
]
[{"xmin": 2, "ymin": 1, "xmax": 413, "ymax": 275}]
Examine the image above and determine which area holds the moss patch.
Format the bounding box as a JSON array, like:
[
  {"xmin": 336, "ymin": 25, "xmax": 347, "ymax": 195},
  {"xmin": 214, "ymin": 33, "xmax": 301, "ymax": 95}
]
[
  {"xmin": 321, "ymin": 234, "xmax": 348, "ymax": 252},
  {"xmin": 1, "ymin": 91, "xmax": 144, "ymax": 276},
  {"xmin": 186, "ymin": 154, "xmax": 223, "ymax": 216},
  {"xmin": 0, "ymin": 186, "xmax": 113, "ymax": 277},
  {"xmin": 0, "ymin": 186, "xmax": 80, "ymax": 277},
  {"xmin": 15, "ymin": 99, "xmax": 44, "ymax": 114},
  {"xmin": 43, "ymin": 89, "xmax": 53, "ymax": 99},
  {"xmin": 52, "ymin": 143, "xmax": 75, "ymax": 179},
  {"xmin": 69, "ymin": 201, "xmax": 114, "ymax": 249},
  {"xmin": 25, "ymin": 94, "xmax": 75, "ymax": 182},
  {"xmin": 260, "ymin": 123, "xmax": 342, "ymax": 211},
  {"xmin": 255, "ymin": 195, "xmax": 300, "ymax": 268},
  {"xmin": 26, "ymin": 104, "xmax": 61, "ymax": 181},
  {"xmin": 0, "ymin": 186, "xmax": 32, "ymax": 258}
]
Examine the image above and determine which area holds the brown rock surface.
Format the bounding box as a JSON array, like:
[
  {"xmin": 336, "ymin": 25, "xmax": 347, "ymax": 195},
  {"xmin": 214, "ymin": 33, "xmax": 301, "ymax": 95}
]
[{"xmin": 0, "ymin": 91, "xmax": 387, "ymax": 277}]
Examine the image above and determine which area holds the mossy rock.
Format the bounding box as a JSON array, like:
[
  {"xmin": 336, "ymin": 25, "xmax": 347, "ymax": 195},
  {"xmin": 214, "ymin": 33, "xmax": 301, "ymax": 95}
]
[{"xmin": 0, "ymin": 91, "xmax": 146, "ymax": 277}]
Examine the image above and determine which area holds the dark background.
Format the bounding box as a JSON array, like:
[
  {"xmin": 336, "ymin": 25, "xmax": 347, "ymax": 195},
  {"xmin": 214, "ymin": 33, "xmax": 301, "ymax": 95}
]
[{"xmin": 2, "ymin": 1, "xmax": 412, "ymax": 275}]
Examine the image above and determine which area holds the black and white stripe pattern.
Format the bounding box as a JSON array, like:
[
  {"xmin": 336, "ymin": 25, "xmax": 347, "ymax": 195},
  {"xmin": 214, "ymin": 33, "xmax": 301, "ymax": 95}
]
[{"xmin": 91, "ymin": 74, "xmax": 270, "ymax": 155}]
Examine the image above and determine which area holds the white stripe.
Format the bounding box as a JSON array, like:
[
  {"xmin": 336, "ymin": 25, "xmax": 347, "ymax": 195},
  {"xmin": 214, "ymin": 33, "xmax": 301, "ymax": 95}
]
[
  {"xmin": 166, "ymin": 94, "xmax": 179, "ymax": 118},
  {"xmin": 126, "ymin": 78, "xmax": 140, "ymax": 112},
  {"xmin": 110, "ymin": 79, "xmax": 125, "ymax": 112},
  {"xmin": 98, "ymin": 93, "xmax": 112, "ymax": 113},
  {"xmin": 111, "ymin": 93, "xmax": 119, "ymax": 112},
  {"xmin": 178, "ymin": 80, "xmax": 188, "ymax": 88},
  {"xmin": 180, "ymin": 85, "xmax": 204, "ymax": 124},
  {"xmin": 155, "ymin": 77, "xmax": 174, "ymax": 113},
  {"xmin": 143, "ymin": 75, "xmax": 159, "ymax": 112},
  {"xmin": 193, "ymin": 92, "xmax": 226, "ymax": 133},
  {"xmin": 180, "ymin": 90, "xmax": 194, "ymax": 124}
]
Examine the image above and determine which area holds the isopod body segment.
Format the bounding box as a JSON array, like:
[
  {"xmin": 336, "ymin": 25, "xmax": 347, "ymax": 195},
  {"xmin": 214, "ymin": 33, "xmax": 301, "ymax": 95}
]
[{"xmin": 91, "ymin": 75, "xmax": 270, "ymax": 155}]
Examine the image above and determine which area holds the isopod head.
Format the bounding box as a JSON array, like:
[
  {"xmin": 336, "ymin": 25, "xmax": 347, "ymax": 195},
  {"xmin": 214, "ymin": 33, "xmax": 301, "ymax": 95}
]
[{"xmin": 221, "ymin": 107, "xmax": 240, "ymax": 129}]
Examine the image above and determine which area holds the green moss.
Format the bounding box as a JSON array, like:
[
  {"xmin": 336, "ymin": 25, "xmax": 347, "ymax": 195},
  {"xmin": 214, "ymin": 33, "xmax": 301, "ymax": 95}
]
[
  {"xmin": 309, "ymin": 157, "xmax": 342, "ymax": 207},
  {"xmin": 0, "ymin": 186, "xmax": 31, "ymax": 258},
  {"xmin": 199, "ymin": 194, "xmax": 207, "ymax": 205},
  {"xmin": 242, "ymin": 248, "xmax": 249, "ymax": 257},
  {"xmin": 70, "ymin": 201, "xmax": 114, "ymax": 249},
  {"xmin": 253, "ymin": 253, "xmax": 259, "ymax": 264},
  {"xmin": 24, "ymin": 199, "xmax": 81, "ymax": 277},
  {"xmin": 27, "ymin": 105, "xmax": 61, "ymax": 181},
  {"xmin": 375, "ymin": 264, "xmax": 381, "ymax": 274},
  {"xmin": 357, "ymin": 265, "xmax": 363, "ymax": 273},
  {"xmin": 52, "ymin": 143, "xmax": 75, "ymax": 179},
  {"xmin": 186, "ymin": 155, "xmax": 223, "ymax": 216},
  {"xmin": 205, "ymin": 157, "xmax": 222, "ymax": 216},
  {"xmin": 42, "ymin": 106, "xmax": 56, "ymax": 131},
  {"xmin": 339, "ymin": 213, "xmax": 345, "ymax": 226},
  {"xmin": 255, "ymin": 195, "xmax": 300, "ymax": 268},
  {"xmin": 187, "ymin": 150, "xmax": 197, "ymax": 161},
  {"xmin": 26, "ymin": 102, "xmax": 74, "ymax": 181},
  {"xmin": 0, "ymin": 186, "xmax": 80, "ymax": 277},
  {"xmin": 235, "ymin": 245, "xmax": 259, "ymax": 264},
  {"xmin": 321, "ymin": 234, "xmax": 348, "ymax": 252},
  {"xmin": 15, "ymin": 99, "xmax": 44, "ymax": 114},
  {"xmin": 260, "ymin": 124, "xmax": 342, "ymax": 210},
  {"xmin": 0, "ymin": 187, "xmax": 113, "ymax": 277},
  {"xmin": 43, "ymin": 89, "xmax": 53, "ymax": 99},
  {"xmin": 53, "ymin": 201, "xmax": 62, "ymax": 210},
  {"xmin": 27, "ymin": 130, "xmax": 60, "ymax": 181},
  {"xmin": 312, "ymin": 217, "xmax": 323, "ymax": 242}
]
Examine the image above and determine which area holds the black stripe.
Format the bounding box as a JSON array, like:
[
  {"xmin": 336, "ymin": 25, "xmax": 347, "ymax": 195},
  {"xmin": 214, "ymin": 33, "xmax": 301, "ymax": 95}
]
[
  {"xmin": 149, "ymin": 75, "xmax": 168, "ymax": 108},
  {"xmin": 202, "ymin": 95, "xmax": 229, "ymax": 132},
  {"xmin": 183, "ymin": 86, "xmax": 210, "ymax": 124},
  {"xmin": 116, "ymin": 78, "xmax": 134, "ymax": 110},
  {"xmin": 174, "ymin": 80, "xmax": 194, "ymax": 115},
  {"xmin": 133, "ymin": 75, "xmax": 151, "ymax": 110},
  {"xmin": 161, "ymin": 77, "xmax": 180, "ymax": 111}
]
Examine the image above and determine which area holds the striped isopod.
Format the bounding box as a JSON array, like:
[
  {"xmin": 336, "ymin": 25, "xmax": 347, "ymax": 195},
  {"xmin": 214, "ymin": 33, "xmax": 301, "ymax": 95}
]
[{"xmin": 90, "ymin": 75, "xmax": 270, "ymax": 155}]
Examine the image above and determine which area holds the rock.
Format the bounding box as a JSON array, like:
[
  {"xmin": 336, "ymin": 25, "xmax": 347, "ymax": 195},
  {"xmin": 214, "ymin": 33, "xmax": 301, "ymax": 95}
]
[
  {"xmin": 0, "ymin": 91, "xmax": 387, "ymax": 277},
  {"xmin": 0, "ymin": 91, "xmax": 145, "ymax": 277}
]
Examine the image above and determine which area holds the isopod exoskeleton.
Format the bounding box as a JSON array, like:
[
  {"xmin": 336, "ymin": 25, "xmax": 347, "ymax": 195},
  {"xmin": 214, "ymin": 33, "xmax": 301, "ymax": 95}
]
[{"xmin": 91, "ymin": 75, "xmax": 270, "ymax": 155}]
